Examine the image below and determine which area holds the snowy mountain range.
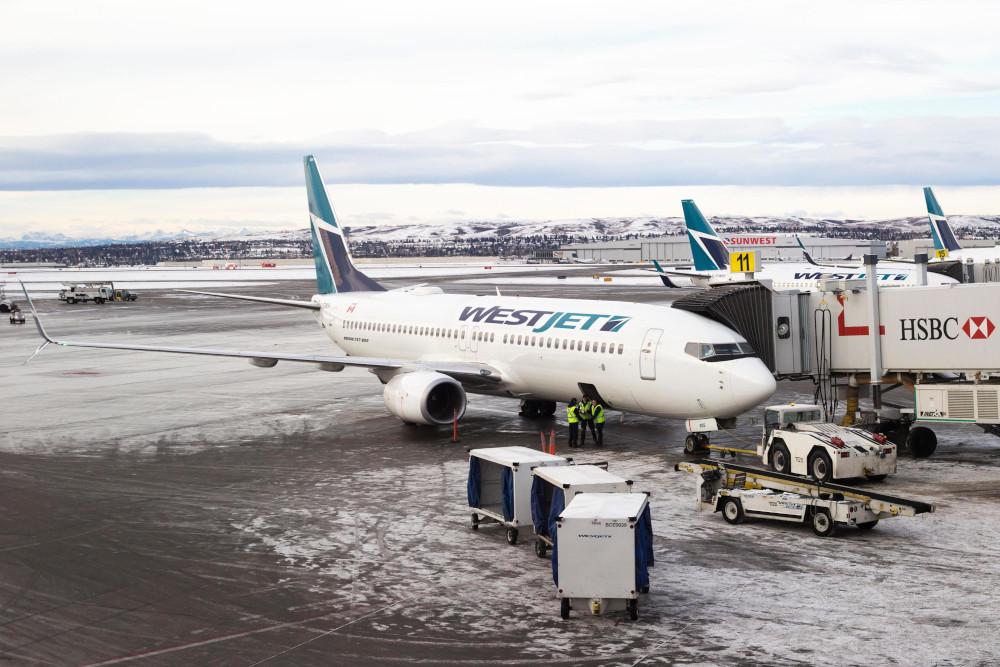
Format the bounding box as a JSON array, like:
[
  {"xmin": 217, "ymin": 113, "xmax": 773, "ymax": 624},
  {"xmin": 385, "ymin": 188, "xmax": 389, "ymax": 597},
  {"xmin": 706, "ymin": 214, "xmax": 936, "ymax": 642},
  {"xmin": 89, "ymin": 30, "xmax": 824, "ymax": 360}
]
[{"xmin": 3, "ymin": 215, "xmax": 1000, "ymax": 249}]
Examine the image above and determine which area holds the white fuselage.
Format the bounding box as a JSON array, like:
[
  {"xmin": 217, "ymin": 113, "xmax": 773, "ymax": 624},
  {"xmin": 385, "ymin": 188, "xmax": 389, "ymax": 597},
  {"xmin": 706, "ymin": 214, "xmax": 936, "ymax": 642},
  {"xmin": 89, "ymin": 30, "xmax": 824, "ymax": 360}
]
[
  {"xmin": 311, "ymin": 290, "xmax": 776, "ymax": 419},
  {"xmin": 694, "ymin": 263, "xmax": 955, "ymax": 290}
]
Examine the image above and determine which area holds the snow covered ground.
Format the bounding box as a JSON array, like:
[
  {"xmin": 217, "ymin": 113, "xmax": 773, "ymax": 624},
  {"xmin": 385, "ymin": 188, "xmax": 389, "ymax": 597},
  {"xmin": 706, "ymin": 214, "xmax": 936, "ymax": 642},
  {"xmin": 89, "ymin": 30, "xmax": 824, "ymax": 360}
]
[
  {"xmin": 0, "ymin": 262, "xmax": 566, "ymax": 297},
  {"xmin": 1, "ymin": 281, "xmax": 998, "ymax": 665}
]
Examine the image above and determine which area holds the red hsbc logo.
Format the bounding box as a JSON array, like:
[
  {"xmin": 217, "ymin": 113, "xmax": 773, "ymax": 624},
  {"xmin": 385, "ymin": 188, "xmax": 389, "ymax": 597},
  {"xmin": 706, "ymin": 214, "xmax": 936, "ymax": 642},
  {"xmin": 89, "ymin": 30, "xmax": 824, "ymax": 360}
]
[{"xmin": 962, "ymin": 316, "xmax": 995, "ymax": 340}]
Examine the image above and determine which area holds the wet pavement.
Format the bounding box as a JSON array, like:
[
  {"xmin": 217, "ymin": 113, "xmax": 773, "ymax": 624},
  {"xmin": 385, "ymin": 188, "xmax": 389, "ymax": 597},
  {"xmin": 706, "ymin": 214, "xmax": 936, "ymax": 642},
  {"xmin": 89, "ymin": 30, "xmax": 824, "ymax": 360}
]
[{"xmin": 1, "ymin": 277, "xmax": 998, "ymax": 666}]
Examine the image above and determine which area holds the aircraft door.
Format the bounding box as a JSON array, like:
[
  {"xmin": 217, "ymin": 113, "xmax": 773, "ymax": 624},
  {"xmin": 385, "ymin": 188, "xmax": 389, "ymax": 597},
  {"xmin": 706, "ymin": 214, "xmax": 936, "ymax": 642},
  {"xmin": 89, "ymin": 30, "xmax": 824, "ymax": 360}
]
[
  {"xmin": 471, "ymin": 326, "xmax": 480, "ymax": 352},
  {"xmin": 639, "ymin": 328, "xmax": 663, "ymax": 380}
]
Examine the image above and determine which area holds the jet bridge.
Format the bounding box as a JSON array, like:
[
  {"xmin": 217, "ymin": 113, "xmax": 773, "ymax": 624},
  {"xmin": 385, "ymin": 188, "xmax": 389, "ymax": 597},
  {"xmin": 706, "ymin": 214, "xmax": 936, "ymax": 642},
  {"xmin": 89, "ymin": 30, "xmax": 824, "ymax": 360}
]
[{"xmin": 672, "ymin": 264, "xmax": 1000, "ymax": 455}]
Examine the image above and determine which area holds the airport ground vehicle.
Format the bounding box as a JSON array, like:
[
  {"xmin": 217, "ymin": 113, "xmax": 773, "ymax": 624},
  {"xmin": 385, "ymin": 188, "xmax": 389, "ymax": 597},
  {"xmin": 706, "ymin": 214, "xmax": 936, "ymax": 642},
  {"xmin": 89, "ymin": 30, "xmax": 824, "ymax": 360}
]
[
  {"xmin": 676, "ymin": 460, "xmax": 933, "ymax": 537},
  {"xmin": 759, "ymin": 404, "xmax": 896, "ymax": 482},
  {"xmin": 554, "ymin": 492, "xmax": 652, "ymax": 620},
  {"xmin": 59, "ymin": 283, "xmax": 137, "ymax": 304},
  {"xmin": 467, "ymin": 446, "xmax": 568, "ymax": 545},
  {"xmin": 530, "ymin": 464, "xmax": 632, "ymax": 558}
]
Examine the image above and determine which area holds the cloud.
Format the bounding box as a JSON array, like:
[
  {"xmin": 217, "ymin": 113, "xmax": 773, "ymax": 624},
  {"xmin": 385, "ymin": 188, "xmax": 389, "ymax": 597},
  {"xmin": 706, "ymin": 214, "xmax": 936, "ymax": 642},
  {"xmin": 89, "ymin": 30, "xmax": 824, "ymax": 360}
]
[{"xmin": 2, "ymin": 116, "xmax": 1000, "ymax": 191}]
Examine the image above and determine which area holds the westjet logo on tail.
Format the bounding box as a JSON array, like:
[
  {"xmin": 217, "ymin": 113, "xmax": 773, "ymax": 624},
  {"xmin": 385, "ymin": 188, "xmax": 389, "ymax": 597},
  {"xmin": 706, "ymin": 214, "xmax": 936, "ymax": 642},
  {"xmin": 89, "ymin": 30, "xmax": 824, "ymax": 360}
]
[
  {"xmin": 458, "ymin": 305, "xmax": 631, "ymax": 333},
  {"xmin": 793, "ymin": 272, "xmax": 908, "ymax": 281}
]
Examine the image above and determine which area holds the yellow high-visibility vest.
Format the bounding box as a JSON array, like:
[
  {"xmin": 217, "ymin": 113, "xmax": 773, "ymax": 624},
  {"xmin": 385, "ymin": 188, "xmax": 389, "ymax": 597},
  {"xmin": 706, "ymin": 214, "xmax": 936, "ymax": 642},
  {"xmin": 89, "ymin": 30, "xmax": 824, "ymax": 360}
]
[
  {"xmin": 567, "ymin": 405, "xmax": 579, "ymax": 424},
  {"xmin": 593, "ymin": 404, "xmax": 605, "ymax": 424}
]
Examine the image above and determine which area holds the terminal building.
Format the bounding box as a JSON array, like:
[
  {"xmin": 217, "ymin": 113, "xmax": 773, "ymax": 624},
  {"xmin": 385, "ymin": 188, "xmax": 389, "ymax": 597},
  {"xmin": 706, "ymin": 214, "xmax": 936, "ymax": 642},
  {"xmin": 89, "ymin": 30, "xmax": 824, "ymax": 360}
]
[{"xmin": 557, "ymin": 234, "xmax": 884, "ymax": 264}]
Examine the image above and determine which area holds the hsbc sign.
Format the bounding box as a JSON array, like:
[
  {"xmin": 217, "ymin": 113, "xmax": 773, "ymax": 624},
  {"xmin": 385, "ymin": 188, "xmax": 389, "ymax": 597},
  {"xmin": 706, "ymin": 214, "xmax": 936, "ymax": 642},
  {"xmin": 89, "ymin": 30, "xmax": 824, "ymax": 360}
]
[{"xmin": 899, "ymin": 316, "xmax": 995, "ymax": 341}]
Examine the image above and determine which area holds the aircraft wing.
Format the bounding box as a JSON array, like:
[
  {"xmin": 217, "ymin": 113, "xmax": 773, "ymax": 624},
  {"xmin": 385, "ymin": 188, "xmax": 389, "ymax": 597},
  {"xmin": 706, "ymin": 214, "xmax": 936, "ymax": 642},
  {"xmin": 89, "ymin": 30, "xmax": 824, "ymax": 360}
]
[
  {"xmin": 179, "ymin": 289, "xmax": 321, "ymax": 310},
  {"xmin": 20, "ymin": 285, "xmax": 501, "ymax": 385}
]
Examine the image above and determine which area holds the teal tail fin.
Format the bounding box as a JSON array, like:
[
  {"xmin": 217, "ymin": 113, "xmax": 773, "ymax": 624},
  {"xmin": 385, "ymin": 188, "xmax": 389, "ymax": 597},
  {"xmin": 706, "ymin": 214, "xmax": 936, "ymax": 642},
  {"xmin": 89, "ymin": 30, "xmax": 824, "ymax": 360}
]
[
  {"xmin": 304, "ymin": 156, "xmax": 384, "ymax": 294},
  {"xmin": 681, "ymin": 199, "xmax": 729, "ymax": 271},
  {"xmin": 924, "ymin": 186, "xmax": 961, "ymax": 253}
]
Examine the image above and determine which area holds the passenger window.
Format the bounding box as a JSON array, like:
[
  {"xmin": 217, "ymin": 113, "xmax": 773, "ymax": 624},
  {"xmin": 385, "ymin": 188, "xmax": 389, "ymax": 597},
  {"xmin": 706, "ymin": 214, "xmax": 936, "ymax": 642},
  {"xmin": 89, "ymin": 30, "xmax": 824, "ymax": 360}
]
[
  {"xmin": 600, "ymin": 342, "xmax": 606, "ymax": 353},
  {"xmin": 517, "ymin": 335, "xmax": 523, "ymax": 345},
  {"xmin": 531, "ymin": 336, "xmax": 536, "ymax": 346},
  {"xmin": 490, "ymin": 333, "xmax": 495, "ymax": 342},
  {"xmin": 618, "ymin": 343, "xmax": 624, "ymax": 354},
  {"xmin": 562, "ymin": 339, "xmax": 567, "ymax": 350},
  {"xmin": 585, "ymin": 341, "xmax": 590, "ymax": 352},
  {"xmin": 503, "ymin": 334, "xmax": 508, "ymax": 344}
]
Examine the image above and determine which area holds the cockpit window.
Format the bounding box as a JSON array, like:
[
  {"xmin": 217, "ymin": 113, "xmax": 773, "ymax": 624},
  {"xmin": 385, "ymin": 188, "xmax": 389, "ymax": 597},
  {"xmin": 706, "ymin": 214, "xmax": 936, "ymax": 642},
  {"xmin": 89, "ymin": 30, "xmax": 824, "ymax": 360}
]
[{"xmin": 684, "ymin": 341, "xmax": 756, "ymax": 362}]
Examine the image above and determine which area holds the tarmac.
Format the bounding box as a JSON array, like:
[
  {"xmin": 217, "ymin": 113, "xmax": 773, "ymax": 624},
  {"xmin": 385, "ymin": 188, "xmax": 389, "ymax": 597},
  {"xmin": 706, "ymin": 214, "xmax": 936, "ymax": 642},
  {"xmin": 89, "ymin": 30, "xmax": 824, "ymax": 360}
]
[{"xmin": 1, "ymin": 272, "xmax": 998, "ymax": 666}]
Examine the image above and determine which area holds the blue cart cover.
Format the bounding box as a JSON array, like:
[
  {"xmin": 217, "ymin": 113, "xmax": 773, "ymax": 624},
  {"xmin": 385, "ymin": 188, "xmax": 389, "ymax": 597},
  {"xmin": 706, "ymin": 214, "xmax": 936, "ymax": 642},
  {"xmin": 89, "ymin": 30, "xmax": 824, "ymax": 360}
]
[
  {"xmin": 634, "ymin": 503, "xmax": 654, "ymax": 591},
  {"xmin": 501, "ymin": 466, "xmax": 515, "ymax": 521},
  {"xmin": 466, "ymin": 457, "xmax": 481, "ymax": 508},
  {"xmin": 530, "ymin": 476, "xmax": 548, "ymax": 535},
  {"xmin": 548, "ymin": 488, "xmax": 566, "ymax": 584}
]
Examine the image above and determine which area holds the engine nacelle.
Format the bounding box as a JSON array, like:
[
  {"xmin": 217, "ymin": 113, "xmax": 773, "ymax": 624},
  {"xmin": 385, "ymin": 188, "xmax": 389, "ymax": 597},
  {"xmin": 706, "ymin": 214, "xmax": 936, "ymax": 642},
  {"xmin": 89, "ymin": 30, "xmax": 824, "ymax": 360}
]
[{"xmin": 382, "ymin": 371, "xmax": 467, "ymax": 425}]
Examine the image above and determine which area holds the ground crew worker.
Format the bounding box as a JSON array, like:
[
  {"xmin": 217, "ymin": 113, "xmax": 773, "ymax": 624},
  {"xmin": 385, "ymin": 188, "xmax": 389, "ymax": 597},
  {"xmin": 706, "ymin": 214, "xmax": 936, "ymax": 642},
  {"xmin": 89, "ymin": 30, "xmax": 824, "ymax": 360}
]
[
  {"xmin": 591, "ymin": 399, "xmax": 605, "ymax": 447},
  {"xmin": 567, "ymin": 398, "xmax": 580, "ymax": 448},
  {"xmin": 578, "ymin": 395, "xmax": 597, "ymax": 446}
]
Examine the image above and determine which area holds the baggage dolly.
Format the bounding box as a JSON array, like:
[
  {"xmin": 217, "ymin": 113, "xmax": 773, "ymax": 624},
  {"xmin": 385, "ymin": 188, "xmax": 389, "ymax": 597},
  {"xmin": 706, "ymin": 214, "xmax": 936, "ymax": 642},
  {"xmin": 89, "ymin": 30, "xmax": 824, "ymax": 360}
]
[
  {"xmin": 554, "ymin": 492, "xmax": 653, "ymax": 621},
  {"xmin": 676, "ymin": 460, "xmax": 933, "ymax": 537},
  {"xmin": 467, "ymin": 446, "xmax": 569, "ymax": 545},
  {"xmin": 529, "ymin": 463, "xmax": 632, "ymax": 558}
]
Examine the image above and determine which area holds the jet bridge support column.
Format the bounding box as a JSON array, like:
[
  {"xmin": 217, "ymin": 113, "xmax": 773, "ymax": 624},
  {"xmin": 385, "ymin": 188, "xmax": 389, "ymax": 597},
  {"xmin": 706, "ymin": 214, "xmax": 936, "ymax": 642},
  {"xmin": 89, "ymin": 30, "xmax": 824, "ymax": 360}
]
[
  {"xmin": 914, "ymin": 253, "xmax": 928, "ymax": 286},
  {"xmin": 864, "ymin": 255, "xmax": 884, "ymax": 411}
]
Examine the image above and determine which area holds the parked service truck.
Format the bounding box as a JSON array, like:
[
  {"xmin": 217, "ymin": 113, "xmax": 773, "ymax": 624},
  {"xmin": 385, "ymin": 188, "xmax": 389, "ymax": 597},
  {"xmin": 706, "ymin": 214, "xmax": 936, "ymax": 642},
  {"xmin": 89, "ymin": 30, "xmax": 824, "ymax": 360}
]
[
  {"xmin": 759, "ymin": 404, "xmax": 896, "ymax": 482},
  {"xmin": 59, "ymin": 283, "xmax": 137, "ymax": 304}
]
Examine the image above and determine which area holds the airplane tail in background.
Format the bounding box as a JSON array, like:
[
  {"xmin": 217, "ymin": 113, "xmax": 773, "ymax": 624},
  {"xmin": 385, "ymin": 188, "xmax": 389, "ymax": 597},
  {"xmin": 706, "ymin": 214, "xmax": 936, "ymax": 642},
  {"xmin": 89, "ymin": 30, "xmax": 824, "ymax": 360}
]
[
  {"xmin": 682, "ymin": 199, "xmax": 729, "ymax": 271},
  {"xmin": 924, "ymin": 186, "xmax": 962, "ymax": 253},
  {"xmin": 305, "ymin": 155, "xmax": 385, "ymax": 294}
]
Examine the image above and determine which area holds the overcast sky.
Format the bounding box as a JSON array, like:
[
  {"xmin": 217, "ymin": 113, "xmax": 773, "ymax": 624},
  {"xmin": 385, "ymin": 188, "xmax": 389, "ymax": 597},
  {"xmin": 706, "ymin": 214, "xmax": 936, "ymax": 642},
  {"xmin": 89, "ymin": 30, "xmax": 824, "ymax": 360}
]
[{"xmin": 4, "ymin": 0, "xmax": 1000, "ymax": 236}]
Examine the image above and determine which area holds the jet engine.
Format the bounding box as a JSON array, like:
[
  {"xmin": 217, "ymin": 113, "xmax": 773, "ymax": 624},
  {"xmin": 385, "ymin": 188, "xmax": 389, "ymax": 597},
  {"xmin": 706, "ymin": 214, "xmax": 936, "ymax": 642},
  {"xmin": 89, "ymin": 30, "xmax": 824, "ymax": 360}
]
[{"xmin": 383, "ymin": 371, "xmax": 467, "ymax": 425}]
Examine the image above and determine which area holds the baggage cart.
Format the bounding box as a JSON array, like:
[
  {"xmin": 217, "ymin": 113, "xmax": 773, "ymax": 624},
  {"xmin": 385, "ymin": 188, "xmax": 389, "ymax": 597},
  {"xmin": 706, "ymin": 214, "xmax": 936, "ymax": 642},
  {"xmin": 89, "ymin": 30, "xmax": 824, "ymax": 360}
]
[
  {"xmin": 529, "ymin": 464, "xmax": 632, "ymax": 558},
  {"xmin": 467, "ymin": 446, "xmax": 569, "ymax": 545},
  {"xmin": 554, "ymin": 492, "xmax": 653, "ymax": 621}
]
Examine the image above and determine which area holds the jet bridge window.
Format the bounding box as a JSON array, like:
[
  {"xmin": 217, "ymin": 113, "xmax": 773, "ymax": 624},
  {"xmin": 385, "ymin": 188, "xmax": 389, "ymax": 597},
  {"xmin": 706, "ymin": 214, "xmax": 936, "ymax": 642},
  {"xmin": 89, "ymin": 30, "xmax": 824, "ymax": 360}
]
[{"xmin": 684, "ymin": 341, "xmax": 755, "ymax": 362}]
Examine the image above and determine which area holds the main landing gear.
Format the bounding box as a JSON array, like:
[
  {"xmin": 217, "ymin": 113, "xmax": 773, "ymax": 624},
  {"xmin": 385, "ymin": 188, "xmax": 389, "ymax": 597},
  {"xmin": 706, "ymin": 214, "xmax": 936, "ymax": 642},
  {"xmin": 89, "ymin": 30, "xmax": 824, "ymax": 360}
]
[{"xmin": 519, "ymin": 400, "xmax": 557, "ymax": 419}]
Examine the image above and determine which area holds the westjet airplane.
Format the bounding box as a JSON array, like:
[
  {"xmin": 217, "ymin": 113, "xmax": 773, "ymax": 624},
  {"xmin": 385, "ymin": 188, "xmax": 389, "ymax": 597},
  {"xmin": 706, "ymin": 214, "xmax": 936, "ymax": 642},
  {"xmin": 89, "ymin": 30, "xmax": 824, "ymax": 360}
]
[
  {"xmin": 22, "ymin": 157, "xmax": 776, "ymax": 426},
  {"xmin": 924, "ymin": 187, "xmax": 1000, "ymax": 263},
  {"xmin": 653, "ymin": 200, "xmax": 954, "ymax": 289}
]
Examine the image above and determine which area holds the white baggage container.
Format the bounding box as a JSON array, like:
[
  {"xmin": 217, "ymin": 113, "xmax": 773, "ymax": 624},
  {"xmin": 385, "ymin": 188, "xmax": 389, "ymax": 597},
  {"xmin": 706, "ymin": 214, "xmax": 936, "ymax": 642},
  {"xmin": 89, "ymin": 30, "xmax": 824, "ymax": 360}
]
[
  {"xmin": 529, "ymin": 464, "xmax": 633, "ymax": 558},
  {"xmin": 467, "ymin": 446, "xmax": 569, "ymax": 545},
  {"xmin": 554, "ymin": 492, "xmax": 653, "ymax": 621}
]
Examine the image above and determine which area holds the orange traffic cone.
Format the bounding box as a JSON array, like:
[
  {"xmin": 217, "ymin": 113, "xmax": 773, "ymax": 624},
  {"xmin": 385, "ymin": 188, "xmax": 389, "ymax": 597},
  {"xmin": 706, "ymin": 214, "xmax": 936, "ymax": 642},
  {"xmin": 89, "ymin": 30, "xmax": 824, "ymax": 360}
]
[{"xmin": 548, "ymin": 429, "xmax": 556, "ymax": 454}]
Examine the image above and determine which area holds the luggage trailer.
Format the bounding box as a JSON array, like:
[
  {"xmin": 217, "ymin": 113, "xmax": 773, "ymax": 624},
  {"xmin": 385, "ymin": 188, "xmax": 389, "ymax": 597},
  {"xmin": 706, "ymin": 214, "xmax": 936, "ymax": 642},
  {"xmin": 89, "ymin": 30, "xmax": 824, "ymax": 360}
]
[
  {"xmin": 675, "ymin": 460, "xmax": 934, "ymax": 537},
  {"xmin": 467, "ymin": 446, "xmax": 570, "ymax": 545},
  {"xmin": 554, "ymin": 492, "xmax": 654, "ymax": 621},
  {"xmin": 529, "ymin": 463, "xmax": 633, "ymax": 559}
]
